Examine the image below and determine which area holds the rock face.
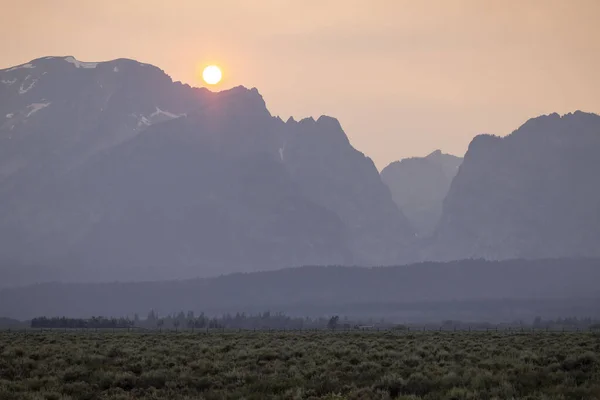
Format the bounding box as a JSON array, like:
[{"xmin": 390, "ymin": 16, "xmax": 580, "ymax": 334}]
[
  {"xmin": 381, "ymin": 150, "xmax": 462, "ymax": 236},
  {"xmin": 283, "ymin": 117, "xmax": 416, "ymax": 265},
  {"xmin": 0, "ymin": 56, "xmax": 415, "ymax": 282},
  {"xmin": 433, "ymin": 111, "xmax": 600, "ymax": 260}
]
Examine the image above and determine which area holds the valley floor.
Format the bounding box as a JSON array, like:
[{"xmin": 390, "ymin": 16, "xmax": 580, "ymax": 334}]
[{"xmin": 0, "ymin": 331, "xmax": 599, "ymax": 399}]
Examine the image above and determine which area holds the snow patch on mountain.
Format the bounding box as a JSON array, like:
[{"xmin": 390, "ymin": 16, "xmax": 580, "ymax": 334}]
[
  {"xmin": 1, "ymin": 79, "xmax": 17, "ymax": 86},
  {"xmin": 5, "ymin": 63, "xmax": 35, "ymax": 72},
  {"xmin": 5, "ymin": 113, "xmax": 13, "ymax": 118},
  {"xmin": 26, "ymin": 102, "xmax": 51, "ymax": 117},
  {"xmin": 19, "ymin": 76, "xmax": 37, "ymax": 94},
  {"xmin": 113, "ymin": 66, "xmax": 119, "ymax": 72},
  {"xmin": 149, "ymin": 107, "xmax": 181, "ymax": 119},
  {"xmin": 137, "ymin": 116, "xmax": 151, "ymax": 127},
  {"xmin": 130, "ymin": 108, "xmax": 185, "ymax": 129},
  {"xmin": 64, "ymin": 56, "xmax": 98, "ymax": 69},
  {"xmin": 279, "ymin": 145, "xmax": 286, "ymax": 161}
]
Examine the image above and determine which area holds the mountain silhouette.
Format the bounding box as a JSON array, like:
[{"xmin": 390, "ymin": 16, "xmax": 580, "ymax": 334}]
[
  {"xmin": 381, "ymin": 150, "xmax": 462, "ymax": 236},
  {"xmin": 2, "ymin": 258, "xmax": 599, "ymax": 320},
  {"xmin": 2, "ymin": 57, "xmax": 599, "ymax": 284},
  {"xmin": 432, "ymin": 111, "xmax": 600, "ymax": 260},
  {"xmin": 0, "ymin": 56, "xmax": 415, "ymax": 282}
]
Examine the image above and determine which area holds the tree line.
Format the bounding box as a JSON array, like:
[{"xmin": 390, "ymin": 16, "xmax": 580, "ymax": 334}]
[
  {"xmin": 30, "ymin": 316, "xmax": 134, "ymax": 329},
  {"xmin": 25, "ymin": 312, "xmax": 600, "ymax": 331},
  {"xmin": 28, "ymin": 312, "xmax": 348, "ymax": 330},
  {"xmin": 141, "ymin": 310, "xmax": 349, "ymax": 330}
]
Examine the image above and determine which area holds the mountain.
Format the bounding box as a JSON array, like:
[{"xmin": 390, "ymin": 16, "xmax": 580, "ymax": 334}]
[
  {"xmin": 433, "ymin": 111, "xmax": 600, "ymax": 260},
  {"xmin": 1, "ymin": 258, "xmax": 598, "ymax": 320},
  {"xmin": 283, "ymin": 117, "xmax": 415, "ymax": 265},
  {"xmin": 0, "ymin": 56, "xmax": 415, "ymax": 283},
  {"xmin": 381, "ymin": 150, "xmax": 462, "ymax": 236}
]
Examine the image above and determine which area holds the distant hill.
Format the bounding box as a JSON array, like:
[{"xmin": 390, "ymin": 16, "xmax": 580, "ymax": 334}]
[
  {"xmin": 1, "ymin": 258, "xmax": 598, "ymax": 320},
  {"xmin": 432, "ymin": 111, "xmax": 600, "ymax": 260},
  {"xmin": 381, "ymin": 150, "xmax": 462, "ymax": 236},
  {"xmin": 0, "ymin": 56, "xmax": 415, "ymax": 282},
  {"xmin": 0, "ymin": 317, "xmax": 27, "ymax": 329}
]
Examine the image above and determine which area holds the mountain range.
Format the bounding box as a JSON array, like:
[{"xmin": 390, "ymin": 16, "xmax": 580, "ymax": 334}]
[
  {"xmin": 0, "ymin": 56, "xmax": 414, "ymax": 282},
  {"xmin": 1, "ymin": 56, "xmax": 599, "ymax": 285}
]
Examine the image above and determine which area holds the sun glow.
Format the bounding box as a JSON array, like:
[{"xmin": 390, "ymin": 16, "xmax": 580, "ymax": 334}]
[{"xmin": 202, "ymin": 65, "xmax": 222, "ymax": 85}]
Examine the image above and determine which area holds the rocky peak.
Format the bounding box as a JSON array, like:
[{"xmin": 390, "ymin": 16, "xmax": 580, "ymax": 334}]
[
  {"xmin": 425, "ymin": 149, "xmax": 442, "ymax": 158},
  {"xmin": 200, "ymin": 85, "xmax": 270, "ymax": 118},
  {"xmin": 381, "ymin": 150, "xmax": 462, "ymax": 237},
  {"xmin": 433, "ymin": 111, "xmax": 600, "ymax": 261},
  {"xmin": 283, "ymin": 115, "xmax": 351, "ymax": 151}
]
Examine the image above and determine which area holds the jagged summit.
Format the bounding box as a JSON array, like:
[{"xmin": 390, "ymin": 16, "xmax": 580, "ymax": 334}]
[
  {"xmin": 1, "ymin": 56, "xmax": 262, "ymax": 99},
  {"xmin": 464, "ymin": 111, "xmax": 600, "ymax": 161},
  {"xmin": 426, "ymin": 149, "xmax": 443, "ymax": 158},
  {"xmin": 284, "ymin": 115, "xmax": 343, "ymax": 127},
  {"xmin": 507, "ymin": 110, "xmax": 600, "ymax": 138},
  {"xmin": 1, "ymin": 56, "xmax": 337, "ymax": 127}
]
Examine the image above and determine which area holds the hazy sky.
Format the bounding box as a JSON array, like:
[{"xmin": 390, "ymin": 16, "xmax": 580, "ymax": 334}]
[{"xmin": 2, "ymin": 0, "xmax": 599, "ymax": 168}]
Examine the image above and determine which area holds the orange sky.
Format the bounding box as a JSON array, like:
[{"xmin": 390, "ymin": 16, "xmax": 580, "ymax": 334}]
[{"xmin": 2, "ymin": 0, "xmax": 599, "ymax": 168}]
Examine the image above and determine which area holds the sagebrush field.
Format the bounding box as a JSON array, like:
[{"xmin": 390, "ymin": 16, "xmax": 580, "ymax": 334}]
[{"xmin": 0, "ymin": 331, "xmax": 598, "ymax": 399}]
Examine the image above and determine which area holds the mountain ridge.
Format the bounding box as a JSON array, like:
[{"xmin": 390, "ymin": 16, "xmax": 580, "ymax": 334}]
[
  {"xmin": 432, "ymin": 110, "xmax": 600, "ymax": 260},
  {"xmin": 1, "ymin": 258, "xmax": 598, "ymax": 320},
  {"xmin": 0, "ymin": 56, "xmax": 416, "ymax": 281}
]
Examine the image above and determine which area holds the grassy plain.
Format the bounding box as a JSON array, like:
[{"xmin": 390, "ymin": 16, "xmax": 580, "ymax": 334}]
[{"xmin": 0, "ymin": 331, "xmax": 598, "ymax": 399}]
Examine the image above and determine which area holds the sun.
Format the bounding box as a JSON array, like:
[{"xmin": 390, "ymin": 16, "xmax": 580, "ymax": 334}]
[{"xmin": 202, "ymin": 65, "xmax": 222, "ymax": 85}]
